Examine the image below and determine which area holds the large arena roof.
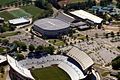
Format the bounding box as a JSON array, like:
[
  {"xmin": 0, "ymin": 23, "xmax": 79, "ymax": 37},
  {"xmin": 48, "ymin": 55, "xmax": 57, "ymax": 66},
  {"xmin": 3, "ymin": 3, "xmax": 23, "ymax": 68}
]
[{"xmin": 33, "ymin": 18, "xmax": 70, "ymax": 30}]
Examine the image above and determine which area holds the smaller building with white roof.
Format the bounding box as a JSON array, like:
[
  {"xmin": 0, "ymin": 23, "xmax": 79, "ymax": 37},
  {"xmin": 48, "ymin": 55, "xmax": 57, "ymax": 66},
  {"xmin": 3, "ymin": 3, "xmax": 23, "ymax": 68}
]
[
  {"xmin": 70, "ymin": 10, "xmax": 103, "ymax": 24},
  {"xmin": 8, "ymin": 17, "xmax": 30, "ymax": 26},
  {"xmin": 0, "ymin": 55, "xmax": 7, "ymax": 64}
]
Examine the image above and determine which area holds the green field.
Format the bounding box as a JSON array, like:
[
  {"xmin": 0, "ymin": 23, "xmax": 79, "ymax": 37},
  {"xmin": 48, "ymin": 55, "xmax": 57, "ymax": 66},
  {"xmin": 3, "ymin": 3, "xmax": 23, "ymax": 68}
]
[
  {"xmin": 9, "ymin": 9, "xmax": 32, "ymax": 18},
  {"xmin": 73, "ymin": 34, "xmax": 86, "ymax": 40},
  {"xmin": 0, "ymin": 47, "xmax": 6, "ymax": 53},
  {"xmin": 21, "ymin": 5, "xmax": 45, "ymax": 20},
  {"xmin": 0, "ymin": 9, "xmax": 31, "ymax": 21},
  {"xmin": 70, "ymin": 0, "xmax": 85, "ymax": 3},
  {"xmin": 48, "ymin": 39, "xmax": 65, "ymax": 46},
  {"xmin": 0, "ymin": 5, "xmax": 48, "ymax": 21},
  {"xmin": 0, "ymin": 0, "xmax": 17, "ymax": 5},
  {"xmin": 31, "ymin": 66, "xmax": 71, "ymax": 80},
  {"xmin": 0, "ymin": 31, "xmax": 20, "ymax": 38},
  {"xmin": 0, "ymin": 11, "xmax": 15, "ymax": 21}
]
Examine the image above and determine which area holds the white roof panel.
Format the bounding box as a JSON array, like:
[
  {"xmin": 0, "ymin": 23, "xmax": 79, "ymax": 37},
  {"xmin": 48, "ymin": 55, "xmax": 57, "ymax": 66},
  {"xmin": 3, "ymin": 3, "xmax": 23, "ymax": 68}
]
[
  {"xmin": 70, "ymin": 10, "xmax": 103, "ymax": 23},
  {"xmin": 9, "ymin": 18, "xmax": 30, "ymax": 25},
  {"xmin": 67, "ymin": 46, "xmax": 94, "ymax": 70},
  {"xmin": 0, "ymin": 55, "xmax": 6, "ymax": 63},
  {"xmin": 7, "ymin": 55, "xmax": 34, "ymax": 80}
]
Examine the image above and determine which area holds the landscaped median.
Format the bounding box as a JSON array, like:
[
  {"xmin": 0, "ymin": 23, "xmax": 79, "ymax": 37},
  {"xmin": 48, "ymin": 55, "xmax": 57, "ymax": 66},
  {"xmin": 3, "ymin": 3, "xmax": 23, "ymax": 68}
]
[
  {"xmin": 0, "ymin": 31, "xmax": 21, "ymax": 38},
  {"xmin": 48, "ymin": 39, "xmax": 65, "ymax": 47}
]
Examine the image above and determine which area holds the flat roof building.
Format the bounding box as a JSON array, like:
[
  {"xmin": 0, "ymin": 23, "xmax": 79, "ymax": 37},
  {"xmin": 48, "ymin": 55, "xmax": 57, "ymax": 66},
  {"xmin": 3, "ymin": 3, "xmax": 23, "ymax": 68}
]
[
  {"xmin": 8, "ymin": 17, "xmax": 30, "ymax": 25},
  {"xmin": 70, "ymin": 10, "xmax": 103, "ymax": 24}
]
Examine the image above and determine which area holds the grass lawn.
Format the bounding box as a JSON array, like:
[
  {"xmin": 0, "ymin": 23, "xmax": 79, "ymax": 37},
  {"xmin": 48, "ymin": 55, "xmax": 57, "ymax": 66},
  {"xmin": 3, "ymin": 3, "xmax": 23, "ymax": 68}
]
[
  {"xmin": 0, "ymin": 11, "xmax": 15, "ymax": 21},
  {"xmin": 0, "ymin": 31, "xmax": 20, "ymax": 38},
  {"xmin": 101, "ymin": 71, "xmax": 110, "ymax": 77},
  {"xmin": 9, "ymin": 9, "xmax": 32, "ymax": 18},
  {"xmin": 21, "ymin": 5, "xmax": 45, "ymax": 20},
  {"xmin": 31, "ymin": 66, "xmax": 71, "ymax": 80},
  {"xmin": 0, "ymin": 0, "xmax": 16, "ymax": 5},
  {"xmin": 69, "ymin": 0, "xmax": 85, "ymax": 3},
  {"xmin": 48, "ymin": 39, "xmax": 65, "ymax": 46},
  {"xmin": 73, "ymin": 34, "xmax": 86, "ymax": 40},
  {"xmin": 0, "ymin": 47, "xmax": 5, "ymax": 53}
]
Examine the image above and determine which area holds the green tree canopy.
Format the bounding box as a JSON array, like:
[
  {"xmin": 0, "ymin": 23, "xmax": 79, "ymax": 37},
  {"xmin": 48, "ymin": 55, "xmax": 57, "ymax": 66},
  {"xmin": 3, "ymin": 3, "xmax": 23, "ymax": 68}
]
[
  {"xmin": 43, "ymin": 46, "xmax": 54, "ymax": 55},
  {"xmin": 112, "ymin": 56, "xmax": 120, "ymax": 70},
  {"xmin": 29, "ymin": 44, "xmax": 35, "ymax": 52},
  {"xmin": 13, "ymin": 41, "xmax": 27, "ymax": 51},
  {"xmin": 16, "ymin": 53, "xmax": 24, "ymax": 61},
  {"xmin": 35, "ymin": 45, "xmax": 44, "ymax": 52},
  {"xmin": 2, "ymin": 39, "xmax": 9, "ymax": 45}
]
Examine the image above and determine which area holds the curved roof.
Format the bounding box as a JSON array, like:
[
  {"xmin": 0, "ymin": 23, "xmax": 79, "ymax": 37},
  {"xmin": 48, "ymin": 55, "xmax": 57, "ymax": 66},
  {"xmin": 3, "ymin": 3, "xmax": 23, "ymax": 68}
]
[
  {"xmin": 19, "ymin": 55, "xmax": 86, "ymax": 80},
  {"xmin": 58, "ymin": 61, "xmax": 86, "ymax": 80},
  {"xmin": 0, "ymin": 55, "xmax": 6, "ymax": 63},
  {"xmin": 33, "ymin": 18, "xmax": 70, "ymax": 30},
  {"xmin": 7, "ymin": 55, "xmax": 35, "ymax": 80},
  {"xmin": 67, "ymin": 46, "xmax": 94, "ymax": 70}
]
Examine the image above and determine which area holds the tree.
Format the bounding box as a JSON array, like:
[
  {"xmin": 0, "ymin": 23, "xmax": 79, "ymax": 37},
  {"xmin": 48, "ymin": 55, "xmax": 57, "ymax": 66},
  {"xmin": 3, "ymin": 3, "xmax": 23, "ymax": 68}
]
[
  {"xmin": 31, "ymin": 34, "xmax": 34, "ymax": 39},
  {"xmin": 0, "ymin": 66, "xmax": 4, "ymax": 74},
  {"xmin": 86, "ymin": 35, "xmax": 89, "ymax": 41},
  {"xmin": 19, "ymin": 42, "xmax": 27, "ymax": 51},
  {"xmin": 35, "ymin": 0, "xmax": 47, "ymax": 9},
  {"xmin": 57, "ymin": 50, "xmax": 61, "ymax": 54},
  {"xmin": 86, "ymin": 0, "xmax": 96, "ymax": 8},
  {"xmin": 13, "ymin": 41, "xmax": 27, "ymax": 51},
  {"xmin": 105, "ymin": 33, "xmax": 109, "ymax": 38},
  {"xmin": 112, "ymin": 56, "xmax": 120, "ymax": 70},
  {"xmin": 68, "ymin": 29, "xmax": 73, "ymax": 37},
  {"xmin": 2, "ymin": 39, "xmax": 9, "ymax": 45},
  {"xmin": 35, "ymin": 45, "xmax": 44, "ymax": 52},
  {"xmin": 117, "ymin": 32, "xmax": 120, "ymax": 36},
  {"xmin": 44, "ymin": 46, "xmax": 54, "ymax": 55},
  {"xmin": 13, "ymin": 41, "xmax": 20, "ymax": 47},
  {"xmin": 95, "ymin": 33, "xmax": 98, "ymax": 38},
  {"xmin": 0, "ymin": 5, "xmax": 2, "ymax": 9},
  {"xmin": 16, "ymin": 53, "xmax": 24, "ymax": 61},
  {"xmin": 29, "ymin": 44, "xmax": 35, "ymax": 52},
  {"xmin": 118, "ymin": 74, "xmax": 120, "ymax": 80},
  {"xmin": 111, "ymin": 31, "xmax": 115, "ymax": 37},
  {"xmin": 100, "ymin": 0, "xmax": 112, "ymax": 6},
  {"xmin": 9, "ymin": 25, "xmax": 16, "ymax": 31},
  {"xmin": 117, "ymin": 46, "xmax": 120, "ymax": 49},
  {"xmin": 116, "ymin": 3, "xmax": 120, "ymax": 9}
]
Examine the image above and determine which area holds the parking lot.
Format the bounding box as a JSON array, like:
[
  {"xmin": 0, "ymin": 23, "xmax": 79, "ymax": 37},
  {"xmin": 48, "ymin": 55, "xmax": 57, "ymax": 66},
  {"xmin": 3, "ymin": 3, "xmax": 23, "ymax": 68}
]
[
  {"xmin": 75, "ymin": 37, "xmax": 120, "ymax": 67},
  {"xmin": 7, "ymin": 33, "xmax": 49, "ymax": 47}
]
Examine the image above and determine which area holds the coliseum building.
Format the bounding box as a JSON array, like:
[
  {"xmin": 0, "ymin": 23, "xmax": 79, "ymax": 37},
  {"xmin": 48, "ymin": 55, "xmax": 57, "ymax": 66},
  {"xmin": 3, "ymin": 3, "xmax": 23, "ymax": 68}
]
[
  {"xmin": 7, "ymin": 46, "xmax": 101, "ymax": 80},
  {"xmin": 32, "ymin": 18, "xmax": 70, "ymax": 38}
]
